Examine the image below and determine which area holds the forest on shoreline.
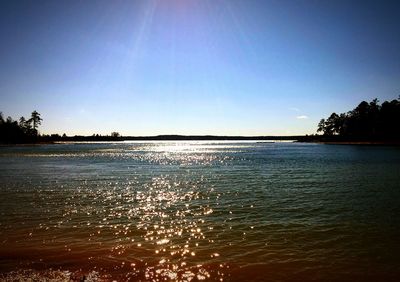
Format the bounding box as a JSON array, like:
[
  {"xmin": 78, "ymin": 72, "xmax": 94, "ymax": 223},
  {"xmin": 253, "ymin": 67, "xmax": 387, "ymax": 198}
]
[
  {"xmin": 1, "ymin": 97, "xmax": 400, "ymax": 144},
  {"xmin": 317, "ymin": 97, "xmax": 400, "ymax": 141}
]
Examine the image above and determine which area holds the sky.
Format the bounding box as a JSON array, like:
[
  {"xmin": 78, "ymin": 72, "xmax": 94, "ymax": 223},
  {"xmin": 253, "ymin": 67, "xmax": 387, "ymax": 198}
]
[{"xmin": 1, "ymin": 0, "xmax": 399, "ymax": 136}]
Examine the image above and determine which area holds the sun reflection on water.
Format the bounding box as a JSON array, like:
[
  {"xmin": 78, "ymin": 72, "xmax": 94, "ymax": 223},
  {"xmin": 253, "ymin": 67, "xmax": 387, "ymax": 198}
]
[
  {"xmin": 10, "ymin": 142, "xmax": 240, "ymax": 280},
  {"xmin": 3, "ymin": 141, "xmax": 394, "ymax": 281}
]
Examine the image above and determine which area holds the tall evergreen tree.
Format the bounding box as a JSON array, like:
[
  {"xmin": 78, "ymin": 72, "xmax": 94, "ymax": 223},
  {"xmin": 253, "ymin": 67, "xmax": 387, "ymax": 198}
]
[{"xmin": 29, "ymin": 110, "xmax": 42, "ymax": 135}]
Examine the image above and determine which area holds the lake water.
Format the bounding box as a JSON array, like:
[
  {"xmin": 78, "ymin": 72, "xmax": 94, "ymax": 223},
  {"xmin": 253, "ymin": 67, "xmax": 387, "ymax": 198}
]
[{"xmin": 0, "ymin": 141, "xmax": 399, "ymax": 281}]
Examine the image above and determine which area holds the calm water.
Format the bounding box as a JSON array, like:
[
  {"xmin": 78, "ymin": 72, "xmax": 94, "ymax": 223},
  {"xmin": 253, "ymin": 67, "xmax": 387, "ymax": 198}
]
[{"xmin": 0, "ymin": 141, "xmax": 399, "ymax": 281}]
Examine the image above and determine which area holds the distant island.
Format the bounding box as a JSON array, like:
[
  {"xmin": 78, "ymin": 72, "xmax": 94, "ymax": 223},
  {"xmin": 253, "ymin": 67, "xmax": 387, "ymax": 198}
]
[{"xmin": 1, "ymin": 98, "xmax": 400, "ymax": 145}]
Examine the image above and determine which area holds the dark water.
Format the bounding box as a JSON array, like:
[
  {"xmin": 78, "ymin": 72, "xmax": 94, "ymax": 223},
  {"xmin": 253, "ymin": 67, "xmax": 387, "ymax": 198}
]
[{"xmin": 0, "ymin": 141, "xmax": 399, "ymax": 281}]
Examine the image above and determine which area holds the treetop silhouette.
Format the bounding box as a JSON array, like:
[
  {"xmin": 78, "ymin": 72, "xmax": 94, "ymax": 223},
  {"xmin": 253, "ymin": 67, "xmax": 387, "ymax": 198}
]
[
  {"xmin": 317, "ymin": 98, "xmax": 400, "ymax": 139},
  {"xmin": 0, "ymin": 110, "xmax": 43, "ymax": 143}
]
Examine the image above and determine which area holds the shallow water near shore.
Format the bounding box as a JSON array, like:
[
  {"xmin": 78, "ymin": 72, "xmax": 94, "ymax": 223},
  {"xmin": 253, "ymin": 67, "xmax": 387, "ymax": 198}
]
[{"xmin": 0, "ymin": 141, "xmax": 400, "ymax": 281}]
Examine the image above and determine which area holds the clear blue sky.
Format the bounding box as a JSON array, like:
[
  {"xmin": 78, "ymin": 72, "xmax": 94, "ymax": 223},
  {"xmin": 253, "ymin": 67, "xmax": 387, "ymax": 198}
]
[{"xmin": 1, "ymin": 0, "xmax": 399, "ymax": 136}]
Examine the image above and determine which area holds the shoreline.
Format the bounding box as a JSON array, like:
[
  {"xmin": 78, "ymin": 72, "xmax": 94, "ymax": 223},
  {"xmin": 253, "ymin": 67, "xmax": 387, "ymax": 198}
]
[{"xmin": 1, "ymin": 139, "xmax": 400, "ymax": 146}]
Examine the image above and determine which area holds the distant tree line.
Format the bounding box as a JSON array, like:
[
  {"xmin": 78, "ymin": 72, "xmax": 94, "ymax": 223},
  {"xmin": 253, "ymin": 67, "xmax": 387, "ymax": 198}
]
[
  {"xmin": 0, "ymin": 111, "xmax": 122, "ymax": 144},
  {"xmin": 2, "ymin": 98, "xmax": 400, "ymax": 144},
  {"xmin": 40, "ymin": 133, "xmax": 122, "ymax": 142},
  {"xmin": 317, "ymin": 97, "xmax": 400, "ymax": 140}
]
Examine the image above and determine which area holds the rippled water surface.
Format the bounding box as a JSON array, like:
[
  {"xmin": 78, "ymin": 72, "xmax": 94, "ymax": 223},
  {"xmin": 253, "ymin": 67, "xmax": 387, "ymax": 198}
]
[{"xmin": 0, "ymin": 141, "xmax": 400, "ymax": 281}]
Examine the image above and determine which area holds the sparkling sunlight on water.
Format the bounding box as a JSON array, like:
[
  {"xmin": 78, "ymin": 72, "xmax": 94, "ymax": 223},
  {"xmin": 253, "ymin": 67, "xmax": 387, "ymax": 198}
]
[{"xmin": 1, "ymin": 142, "xmax": 400, "ymax": 281}]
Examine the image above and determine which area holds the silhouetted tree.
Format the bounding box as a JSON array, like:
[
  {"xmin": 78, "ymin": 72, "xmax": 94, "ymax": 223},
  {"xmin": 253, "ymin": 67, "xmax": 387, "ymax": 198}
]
[
  {"xmin": 19, "ymin": 116, "xmax": 33, "ymax": 135},
  {"xmin": 0, "ymin": 115, "xmax": 25, "ymax": 143},
  {"xmin": 28, "ymin": 110, "xmax": 42, "ymax": 136},
  {"xmin": 317, "ymin": 119, "xmax": 326, "ymax": 134},
  {"xmin": 19, "ymin": 116, "xmax": 26, "ymax": 127},
  {"xmin": 0, "ymin": 111, "xmax": 44, "ymax": 143},
  {"xmin": 317, "ymin": 97, "xmax": 400, "ymax": 140},
  {"xmin": 111, "ymin": 132, "xmax": 121, "ymax": 138}
]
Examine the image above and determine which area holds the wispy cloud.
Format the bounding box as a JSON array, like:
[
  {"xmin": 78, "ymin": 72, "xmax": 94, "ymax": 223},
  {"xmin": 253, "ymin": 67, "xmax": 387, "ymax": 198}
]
[{"xmin": 296, "ymin": 115, "xmax": 309, "ymax": 119}]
